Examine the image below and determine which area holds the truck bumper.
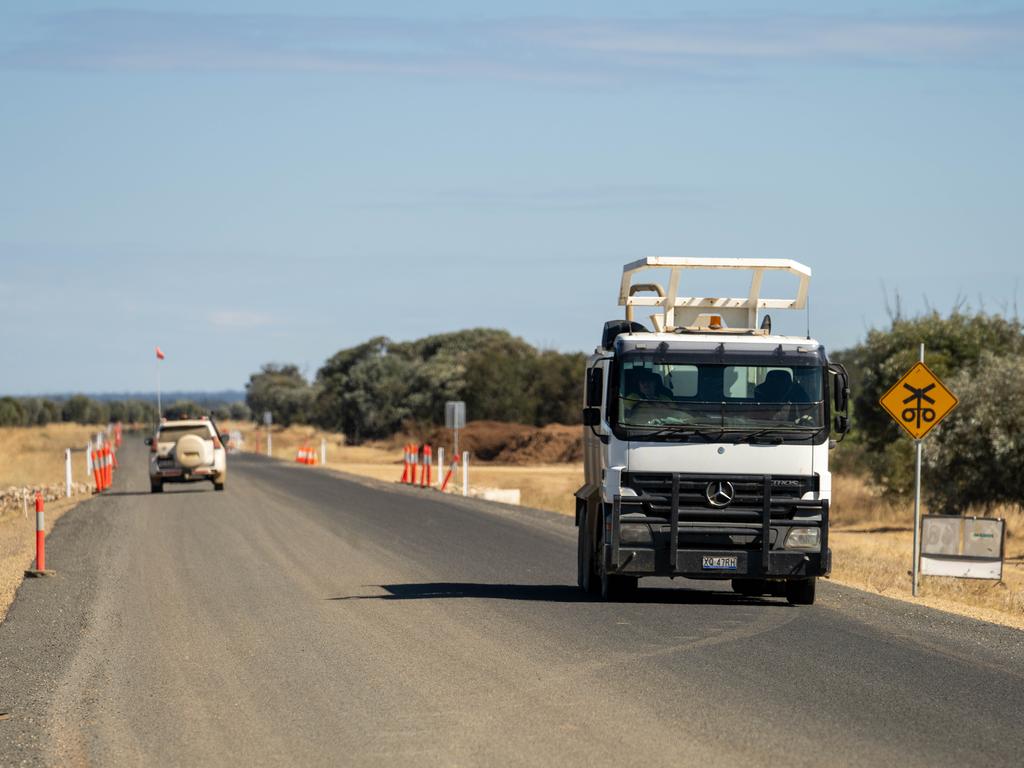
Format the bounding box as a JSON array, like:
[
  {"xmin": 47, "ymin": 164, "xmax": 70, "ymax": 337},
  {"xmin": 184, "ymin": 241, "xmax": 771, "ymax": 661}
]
[
  {"xmin": 601, "ymin": 475, "xmax": 832, "ymax": 580},
  {"xmin": 608, "ymin": 546, "xmax": 831, "ymax": 579}
]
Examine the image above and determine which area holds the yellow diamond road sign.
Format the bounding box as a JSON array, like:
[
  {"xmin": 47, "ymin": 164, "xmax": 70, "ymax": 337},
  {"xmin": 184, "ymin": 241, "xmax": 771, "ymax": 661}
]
[{"xmin": 879, "ymin": 362, "xmax": 958, "ymax": 440}]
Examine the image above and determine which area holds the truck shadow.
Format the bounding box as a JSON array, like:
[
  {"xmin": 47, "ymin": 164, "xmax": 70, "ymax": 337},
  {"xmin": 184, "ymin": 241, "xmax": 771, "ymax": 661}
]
[{"xmin": 328, "ymin": 582, "xmax": 787, "ymax": 606}]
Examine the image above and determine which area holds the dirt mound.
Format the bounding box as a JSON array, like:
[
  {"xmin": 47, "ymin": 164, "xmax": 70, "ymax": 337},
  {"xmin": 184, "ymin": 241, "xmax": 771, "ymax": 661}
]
[
  {"xmin": 394, "ymin": 420, "xmax": 581, "ymax": 464},
  {"xmin": 492, "ymin": 424, "xmax": 582, "ymax": 464}
]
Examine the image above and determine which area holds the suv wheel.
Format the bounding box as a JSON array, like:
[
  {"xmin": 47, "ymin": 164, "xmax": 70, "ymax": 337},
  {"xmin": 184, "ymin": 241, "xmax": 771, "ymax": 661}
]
[{"xmin": 150, "ymin": 481, "xmax": 163, "ymax": 493}]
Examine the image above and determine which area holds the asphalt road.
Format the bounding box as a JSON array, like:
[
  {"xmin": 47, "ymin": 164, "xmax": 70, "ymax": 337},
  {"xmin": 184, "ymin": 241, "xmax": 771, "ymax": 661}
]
[{"xmin": 2, "ymin": 440, "xmax": 1023, "ymax": 767}]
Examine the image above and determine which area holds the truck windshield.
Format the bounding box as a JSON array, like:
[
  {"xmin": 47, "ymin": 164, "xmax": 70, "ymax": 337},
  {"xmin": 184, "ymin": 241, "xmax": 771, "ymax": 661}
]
[{"xmin": 615, "ymin": 358, "xmax": 824, "ymax": 435}]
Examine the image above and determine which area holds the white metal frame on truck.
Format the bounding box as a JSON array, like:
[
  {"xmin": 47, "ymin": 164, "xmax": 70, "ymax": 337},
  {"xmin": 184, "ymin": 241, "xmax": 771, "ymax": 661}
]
[{"xmin": 618, "ymin": 257, "xmax": 811, "ymax": 332}]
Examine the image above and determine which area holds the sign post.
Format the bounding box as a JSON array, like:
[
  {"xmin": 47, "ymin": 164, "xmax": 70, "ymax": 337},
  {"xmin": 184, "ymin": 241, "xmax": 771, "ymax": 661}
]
[
  {"xmin": 444, "ymin": 401, "xmax": 466, "ymax": 461},
  {"xmin": 879, "ymin": 345, "xmax": 959, "ymax": 596},
  {"xmin": 263, "ymin": 410, "xmax": 273, "ymax": 457}
]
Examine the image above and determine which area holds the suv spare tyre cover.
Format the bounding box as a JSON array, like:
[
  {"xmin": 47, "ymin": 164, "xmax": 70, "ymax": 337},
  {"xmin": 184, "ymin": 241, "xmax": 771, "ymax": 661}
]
[{"xmin": 174, "ymin": 433, "xmax": 208, "ymax": 469}]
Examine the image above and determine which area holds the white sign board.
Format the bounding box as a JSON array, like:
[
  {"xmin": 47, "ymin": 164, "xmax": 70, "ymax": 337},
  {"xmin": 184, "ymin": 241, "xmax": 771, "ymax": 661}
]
[
  {"xmin": 445, "ymin": 401, "xmax": 466, "ymax": 429},
  {"xmin": 263, "ymin": 410, "xmax": 273, "ymax": 426},
  {"xmin": 920, "ymin": 515, "xmax": 1004, "ymax": 580}
]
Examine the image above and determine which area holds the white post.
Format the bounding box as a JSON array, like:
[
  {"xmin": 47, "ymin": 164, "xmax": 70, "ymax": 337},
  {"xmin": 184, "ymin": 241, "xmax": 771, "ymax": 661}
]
[
  {"xmin": 321, "ymin": 438, "xmax": 327, "ymax": 466},
  {"xmin": 437, "ymin": 447, "xmax": 444, "ymax": 488},
  {"xmin": 65, "ymin": 448, "xmax": 73, "ymax": 498},
  {"xmin": 267, "ymin": 430, "xmax": 272, "ymax": 458},
  {"xmin": 912, "ymin": 342, "xmax": 925, "ymax": 598},
  {"xmin": 462, "ymin": 451, "xmax": 469, "ymax": 497},
  {"xmin": 85, "ymin": 442, "xmax": 92, "ymax": 478}
]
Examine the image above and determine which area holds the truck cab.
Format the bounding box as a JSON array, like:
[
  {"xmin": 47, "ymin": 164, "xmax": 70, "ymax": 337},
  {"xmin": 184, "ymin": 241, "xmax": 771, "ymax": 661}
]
[{"xmin": 576, "ymin": 258, "xmax": 850, "ymax": 604}]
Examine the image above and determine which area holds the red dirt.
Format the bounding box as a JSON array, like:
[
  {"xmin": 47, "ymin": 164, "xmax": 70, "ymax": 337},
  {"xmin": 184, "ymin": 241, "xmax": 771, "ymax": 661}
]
[{"xmin": 386, "ymin": 421, "xmax": 583, "ymax": 464}]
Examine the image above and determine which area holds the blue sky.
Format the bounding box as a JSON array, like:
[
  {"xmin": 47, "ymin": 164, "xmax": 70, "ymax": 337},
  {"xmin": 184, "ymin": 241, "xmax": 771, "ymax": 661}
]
[{"xmin": 2, "ymin": 1, "xmax": 1022, "ymax": 394}]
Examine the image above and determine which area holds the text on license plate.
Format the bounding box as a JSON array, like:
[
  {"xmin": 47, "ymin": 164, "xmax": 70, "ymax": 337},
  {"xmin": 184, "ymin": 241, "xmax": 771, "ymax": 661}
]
[{"xmin": 702, "ymin": 555, "xmax": 738, "ymax": 570}]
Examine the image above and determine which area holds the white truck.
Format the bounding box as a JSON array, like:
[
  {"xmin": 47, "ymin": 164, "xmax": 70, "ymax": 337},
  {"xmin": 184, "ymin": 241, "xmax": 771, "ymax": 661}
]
[{"xmin": 576, "ymin": 258, "xmax": 849, "ymax": 604}]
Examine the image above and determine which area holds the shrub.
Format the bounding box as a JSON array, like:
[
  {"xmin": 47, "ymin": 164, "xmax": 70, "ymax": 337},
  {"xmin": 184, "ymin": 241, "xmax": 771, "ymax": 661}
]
[{"xmin": 923, "ymin": 352, "xmax": 1024, "ymax": 513}]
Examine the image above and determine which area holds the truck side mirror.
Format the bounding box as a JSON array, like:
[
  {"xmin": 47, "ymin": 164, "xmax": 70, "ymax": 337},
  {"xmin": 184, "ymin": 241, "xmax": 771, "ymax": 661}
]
[
  {"xmin": 586, "ymin": 369, "xmax": 604, "ymax": 408},
  {"xmin": 834, "ymin": 415, "xmax": 849, "ymax": 435},
  {"xmin": 582, "ymin": 407, "xmax": 601, "ymax": 427},
  {"xmin": 829, "ymin": 363, "xmax": 850, "ymax": 414}
]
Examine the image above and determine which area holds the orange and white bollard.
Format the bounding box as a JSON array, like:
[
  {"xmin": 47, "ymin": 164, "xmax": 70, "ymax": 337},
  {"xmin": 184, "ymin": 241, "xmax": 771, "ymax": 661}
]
[
  {"xmin": 25, "ymin": 491, "xmax": 53, "ymax": 576},
  {"xmin": 103, "ymin": 445, "xmax": 112, "ymax": 490},
  {"xmin": 420, "ymin": 445, "xmax": 432, "ymax": 488},
  {"xmin": 440, "ymin": 453, "xmax": 460, "ymax": 492},
  {"xmin": 91, "ymin": 447, "xmax": 102, "ymax": 491}
]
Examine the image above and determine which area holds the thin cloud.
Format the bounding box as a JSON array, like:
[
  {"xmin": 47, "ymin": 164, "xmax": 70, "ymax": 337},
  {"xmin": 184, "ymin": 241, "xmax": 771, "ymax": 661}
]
[
  {"xmin": 209, "ymin": 310, "xmax": 274, "ymax": 329},
  {"xmin": 0, "ymin": 10, "xmax": 1021, "ymax": 79}
]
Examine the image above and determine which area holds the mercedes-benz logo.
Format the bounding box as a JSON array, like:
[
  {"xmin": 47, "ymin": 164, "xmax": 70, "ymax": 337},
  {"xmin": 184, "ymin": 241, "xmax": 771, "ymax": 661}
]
[{"xmin": 705, "ymin": 480, "xmax": 735, "ymax": 508}]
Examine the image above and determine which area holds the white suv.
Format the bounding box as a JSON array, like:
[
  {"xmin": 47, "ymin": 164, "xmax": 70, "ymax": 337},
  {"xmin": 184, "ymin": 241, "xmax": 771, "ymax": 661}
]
[{"xmin": 146, "ymin": 417, "xmax": 228, "ymax": 493}]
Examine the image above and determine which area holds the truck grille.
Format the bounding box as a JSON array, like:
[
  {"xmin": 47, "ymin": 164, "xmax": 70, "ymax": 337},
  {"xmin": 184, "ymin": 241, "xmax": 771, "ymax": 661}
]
[{"xmin": 621, "ymin": 472, "xmax": 818, "ymax": 521}]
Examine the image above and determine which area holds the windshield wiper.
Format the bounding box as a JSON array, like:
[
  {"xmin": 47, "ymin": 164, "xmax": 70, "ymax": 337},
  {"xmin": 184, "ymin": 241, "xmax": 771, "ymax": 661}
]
[
  {"xmin": 628, "ymin": 424, "xmax": 726, "ymax": 441},
  {"xmin": 728, "ymin": 425, "xmax": 825, "ymax": 444}
]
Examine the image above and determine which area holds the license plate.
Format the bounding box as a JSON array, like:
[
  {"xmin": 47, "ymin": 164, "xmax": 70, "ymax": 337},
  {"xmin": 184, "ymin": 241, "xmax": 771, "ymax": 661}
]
[{"xmin": 702, "ymin": 555, "xmax": 738, "ymax": 570}]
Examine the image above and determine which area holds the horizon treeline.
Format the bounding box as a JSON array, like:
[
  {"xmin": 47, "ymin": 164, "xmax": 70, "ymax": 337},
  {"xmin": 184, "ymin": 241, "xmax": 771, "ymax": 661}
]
[
  {"xmin": 0, "ymin": 395, "xmax": 251, "ymax": 427},
  {"xmin": 245, "ymin": 329, "xmax": 585, "ymax": 442}
]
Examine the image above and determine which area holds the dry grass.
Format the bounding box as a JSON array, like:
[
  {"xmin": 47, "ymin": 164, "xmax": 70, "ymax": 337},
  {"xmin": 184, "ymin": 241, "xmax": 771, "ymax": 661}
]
[
  {"xmin": 220, "ymin": 421, "xmax": 584, "ymax": 515},
  {"xmin": 0, "ymin": 423, "xmax": 105, "ymax": 489},
  {"xmin": 828, "ymin": 473, "xmax": 1024, "ymax": 628},
  {"xmin": 0, "ymin": 423, "xmax": 110, "ymax": 621}
]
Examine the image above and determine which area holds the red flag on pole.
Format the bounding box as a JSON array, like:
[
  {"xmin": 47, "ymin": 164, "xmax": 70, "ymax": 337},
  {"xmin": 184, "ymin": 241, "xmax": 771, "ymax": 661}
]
[{"xmin": 156, "ymin": 346, "xmax": 165, "ymax": 360}]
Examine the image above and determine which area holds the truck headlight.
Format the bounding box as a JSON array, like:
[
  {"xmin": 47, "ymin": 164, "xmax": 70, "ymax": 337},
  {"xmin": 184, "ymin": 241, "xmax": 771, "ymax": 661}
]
[{"xmin": 785, "ymin": 527, "xmax": 820, "ymax": 550}]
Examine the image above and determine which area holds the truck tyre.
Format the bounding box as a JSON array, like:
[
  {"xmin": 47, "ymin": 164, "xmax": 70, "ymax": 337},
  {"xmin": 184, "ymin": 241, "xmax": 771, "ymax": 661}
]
[
  {"xmin": 785, "ymin": 578, "xmax": 816, "ymax": 605},
  {"xmin": 213, "ymin": 481, "xmax": 225, "ymax": 492},
  {"xmin": 577, "ymin": 518, "xmax": 599, "ymax": 594},
  {"xmin": 150, "ymin": 481, "xmax": 163, "ymax": 493},
  {"xmin": 731, "ymin": 578, "xmax": 767, "ymax": 597},
  {"xmin": 600, "ymin": 571, "xmax": 638, "ymax": 601}
]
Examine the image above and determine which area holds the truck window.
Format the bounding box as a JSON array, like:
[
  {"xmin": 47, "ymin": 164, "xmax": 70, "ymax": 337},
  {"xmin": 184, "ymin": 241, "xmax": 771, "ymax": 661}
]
[{"xmin": 617, "ymin": 359, "xmax": 823, "ymax": 431}]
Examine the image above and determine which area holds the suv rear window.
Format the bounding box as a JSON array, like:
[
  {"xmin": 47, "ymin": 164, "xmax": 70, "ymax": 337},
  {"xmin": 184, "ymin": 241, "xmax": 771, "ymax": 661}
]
[{"xmin": 158, "ymin": 426, "xmax": 213, "ymax": 441}]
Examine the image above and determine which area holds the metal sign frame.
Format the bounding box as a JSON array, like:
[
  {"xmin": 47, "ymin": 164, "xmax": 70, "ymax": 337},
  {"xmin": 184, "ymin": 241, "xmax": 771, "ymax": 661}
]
[{"xmin": 920, "ymin": 515, "xmax": 1005, "ymax": 580}]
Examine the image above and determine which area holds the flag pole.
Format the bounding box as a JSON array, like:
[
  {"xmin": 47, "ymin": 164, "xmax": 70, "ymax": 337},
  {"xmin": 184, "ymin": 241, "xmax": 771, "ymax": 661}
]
[{"xmin": 156, "ymin": 352, "xmax": 162, "ymax": 419}]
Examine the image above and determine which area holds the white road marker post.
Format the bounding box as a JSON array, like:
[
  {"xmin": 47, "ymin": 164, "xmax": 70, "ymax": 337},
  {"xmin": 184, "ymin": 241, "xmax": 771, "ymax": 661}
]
[
  {"xmin": 65, "ymin": 448, "xmax": 72, "ymax": 498},
  {"xmin": 437, "ymin": 447, "xmax": 444, "ymax": 488},
  {"xmin": 85, "ymin": 442, "xmax": 92, "ymax": 482},
  {"xmin": 462, "ymin": 451, "xmax": 469, "ymax": 497}
]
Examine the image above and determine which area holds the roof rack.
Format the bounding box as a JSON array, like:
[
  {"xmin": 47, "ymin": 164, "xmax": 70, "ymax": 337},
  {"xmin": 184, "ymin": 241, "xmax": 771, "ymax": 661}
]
[{"xmin": 618, "ymin": 257, "xmax": 810, "ymax": 333}]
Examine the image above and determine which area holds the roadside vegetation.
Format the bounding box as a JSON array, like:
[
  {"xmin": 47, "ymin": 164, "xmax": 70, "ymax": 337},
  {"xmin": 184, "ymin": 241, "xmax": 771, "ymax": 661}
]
[{"xmin": 245, "ymin": 329, "xmax": 584, "ymax": 442}]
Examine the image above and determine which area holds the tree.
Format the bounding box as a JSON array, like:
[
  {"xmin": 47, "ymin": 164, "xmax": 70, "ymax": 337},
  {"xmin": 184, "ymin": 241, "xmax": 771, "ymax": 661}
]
[
  {"xmin": 245, "ymin": 364, "xmax": 314, "ymax": 427},
  {"xmin": 923, "ymin": 352, "xmax": 1024, "ymax": 513},
  {"xmin": 835, "ymin": 310, "xmax": 1024, "ymax": 494},
  {"xmin": 0, "ymin": 397, "xmax": 24, "ymax": 426}
]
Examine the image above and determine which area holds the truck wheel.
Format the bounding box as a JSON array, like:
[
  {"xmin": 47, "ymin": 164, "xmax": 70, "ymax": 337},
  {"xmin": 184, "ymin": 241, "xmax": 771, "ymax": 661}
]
[
  {"xmin": 577, "ymin": 520, "xmax": 598, "ymax": 594},
  {"xmin": 785, "ymin": 578, "xmax": 816, "ymax": 605},
  {"xmin": 731, "ymin": 578, "xmax": 767, "ymax": 597},
  {"xmin": 600, "ymin": 571, "xmax": 638, "ymax": 601},
  {"xmin": 150, "ymin": 481, "xmax": 163, "ymax": 494},
  {"xmin": 213, "ymin": 481, "xmax": 225, "ymax": 492}
]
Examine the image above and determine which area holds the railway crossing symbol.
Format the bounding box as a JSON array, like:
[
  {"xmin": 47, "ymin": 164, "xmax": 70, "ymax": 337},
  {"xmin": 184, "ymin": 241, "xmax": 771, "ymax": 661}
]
[{"xmin": 879, "ymin": 362, "xmax": 958, "ymax": 441}]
